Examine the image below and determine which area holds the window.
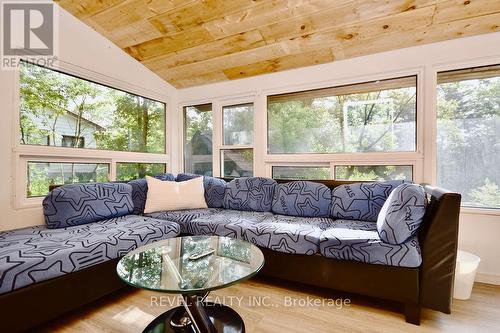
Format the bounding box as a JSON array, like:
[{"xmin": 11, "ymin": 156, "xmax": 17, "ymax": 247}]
[
  {"xmin": 221, "ymin": 149, "xmax": 253, "ymax": 178},
  {"xmin": 334, "ymin": 165, "xmax": 413, "ymax": 181},
  {"xmin": 27, "ymin": 161, "xmax": 109, "ymax": 197},
  {"xmin": 20, "ymin": 62, "xmax": 166, "ymax": 153},
  {"xmin": 437, "ymin": 65, "xmax": 500, "ymax": 209},
  {"xmin": 272, "ymin": 166, "xmax": 330, "ymax": 180},
  {"xmin": 18, "ymin": 62, "xmax": 168, "ymax": 203},
  {"xmin": 221, "ymin": 103, "xmax": 254, "ymax": 178},
  {"xmin": 223, "ymin": 103, "xmax": 254, "ymax": 145},
  {"xmin": 184, "ymin": 104, "xmax": 213, "ymax": 176},
  {"xmin": 61, "ymin": 135, "xmax": 84, "ymax": 148},
  {"xmin": 267, "ymin": 76, "xmax": 417, "ymax": 154},
  {"xmin": 116, "ymin": 163, "xmax": 166, "ymax": 181}
]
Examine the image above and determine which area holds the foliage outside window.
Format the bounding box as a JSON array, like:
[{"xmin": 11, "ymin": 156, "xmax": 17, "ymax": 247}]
[
  {"xmin": 221, "ymin": 149, "xmax": 253, "ymax": 178},
  {"xmin": 334, "ymin": 165, "xmax": 413, "ymax": 181},
  {"xmin": 267, "ymin": 76, "xmax": 417, "ymax": 154},
  {"xmin": 272, "ymin": 166, "xmax": 330, "ymax": 180},
  {"xmin": 437, "ymin": 65, "xmax": 500, "ymax": 209},
  {"xmin": 184, "ymin": 104, "xmax": 213, "ymax": 176},
  {"xmin": 223, "ymin": 103, "xmax": 254, "ymax": 145},
  {"xmin": 27, "ymin": 162, "xmax": 109, "ymax": 197},
  {"xmin": 116, "ymin": 163, "xmax": 166, "ymax": 181},
  {"xmin": 20, "ymin": 62, "xmax": 166, "ymax": 154}
]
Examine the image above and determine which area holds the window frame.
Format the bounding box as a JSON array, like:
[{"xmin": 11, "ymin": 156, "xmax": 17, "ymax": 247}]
[
  {"xmin": 434, "ymin": 63, "xmax": 500, "ymax": 212},
  {"xmin": 13, "ymin": 61, "xmax": 171, "ymax": 209}
]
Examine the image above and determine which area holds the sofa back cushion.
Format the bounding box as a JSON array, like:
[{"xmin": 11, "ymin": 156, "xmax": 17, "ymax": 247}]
[
  {"xmin": 129, "ymin": 173, "xmax": 175, "ymax": 214},
  {"xmin": 43, "ymin": 182, "xmax": 134, "ymax": 229},
  {"xmin": 175, "ymin": 173, "xmax": 227, "ymax": 208},
  {"xmin": 272, "ymin": 181, "xmax": 331, "ymax": 217},
  {"xmin": 330, "ymin": 180, "xmax": 406, "ymax": 222},
  {"xmin": 377, "ymin": 183, "xmax": 427, "ymax": 244},
  {"xmin": 223, "ymin": 177, "xmax": 277, "ymax": 212}
]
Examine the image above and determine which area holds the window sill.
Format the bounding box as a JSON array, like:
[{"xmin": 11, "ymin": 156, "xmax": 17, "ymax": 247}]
[{"xmin": 460, "ymin": 207, "xmax": 500, "ymax": 216}]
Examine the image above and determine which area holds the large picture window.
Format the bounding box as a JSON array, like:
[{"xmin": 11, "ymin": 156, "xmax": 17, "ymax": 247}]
[
  {"xmin": 437, "ymin": 65, "xmax": 500, "ymax": 209},
  {"xmin": 267, "ymin": 76, "xmax": 417, "ymax": 154},
  {"xmin": 184, "ymin": 104, "xmax": 213, "ymax": 176},
  {"xmin": 18, "ymin": 62, "xmax": 168, "ymax": 201},
  {"xmin": 20, "ymin": 62, "xmax": 166, "ymax": 153}
]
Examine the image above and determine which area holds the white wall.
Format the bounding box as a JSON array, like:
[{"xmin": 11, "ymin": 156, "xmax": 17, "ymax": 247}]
[
  {"xmin": 178, "ymin": 32, "xmax": 500, "ymax": 284},
  {"xmin": 0, "ymin": 5, "xmax": 177, "ymax": 231}
]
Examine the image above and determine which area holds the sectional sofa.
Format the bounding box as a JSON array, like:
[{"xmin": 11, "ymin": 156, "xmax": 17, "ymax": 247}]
[{"xmin": 0, "ymin": 173, "xmax": 461, "ymax": 331}]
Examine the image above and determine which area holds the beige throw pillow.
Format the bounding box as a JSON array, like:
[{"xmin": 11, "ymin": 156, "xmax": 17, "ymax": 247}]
[{"xmin": 144, "ymin": 176, "xmax": 207, "ymax": 213}]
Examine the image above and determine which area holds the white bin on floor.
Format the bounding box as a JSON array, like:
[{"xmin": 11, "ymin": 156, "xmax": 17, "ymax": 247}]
[{"xmin": 453, "ymin": 250, "xmax": 481, "ymax": 300}]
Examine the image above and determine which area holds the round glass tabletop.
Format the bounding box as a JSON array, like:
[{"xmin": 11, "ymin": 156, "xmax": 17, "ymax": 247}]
[{"xmin": 116, "ymin": 236, "xmax": 265, "ymax": 294}]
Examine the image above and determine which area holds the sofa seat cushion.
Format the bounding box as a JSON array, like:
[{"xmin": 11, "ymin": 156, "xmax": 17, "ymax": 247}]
[
  {"xmin": 0, "ymin": 215, "xmax": 180, "ymax": 295},
  {"xmin": 187, "ymin": 210, "xmax": 272, "ymax": 239},
  {"xmin": 144, "ymin": 208, "xmax": 222, "ymax": 233},
  {"xmin": 330, "ymin": 180, "xmax": 406, "ymax": 222},
  {"xmin": 243, "ymin": 215, "xmax": 336, "ymax": 255},
  {"xmin": 319, "ymin": 220, "xmax": 421, "ymax": 268},
  {"xmin": 271, "ymin": 181, "xmax": 331, "ymax": 217},
  {"xmin": 223, "ymin": 177, "xmax": 277, "ymax": 212}
]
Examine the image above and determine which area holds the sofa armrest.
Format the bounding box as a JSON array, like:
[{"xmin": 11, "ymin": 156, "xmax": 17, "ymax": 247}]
[{"xmin": 419, "ymin": 185, "xmax": 461, "ymax": 313}]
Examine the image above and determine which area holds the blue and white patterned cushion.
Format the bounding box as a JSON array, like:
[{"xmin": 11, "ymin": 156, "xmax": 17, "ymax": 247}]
[
  {"xmin": 377, "ymin": 183, "xmax": 427, "ymax": 244},
  {"xmin": 330, "ymin": 180, "xmax": 406, "ymax": 222},
  {"xmin": 187, "ymin": 210, "xmax": 272, "ymax": 239},
  {"xmin": 145, "ymin": 208, "xmax": 222, "ymax": 233},
  {"xmin": 203, "ymin": 177, "xmax": 227, "ymax": 208},
  {"xmin": 223, "ymin": 177, "xmax": 277, "ymax": 212},
  {"xmin": 43, "ymin": 183, "xmax": 134, "ymax": 229},
  {"xmin": 128, "ymin": 173, "xmax": 175, "ymax": 214},
  {"xmin": 319, "ymin": 219, "xmax": 422, "ymax": 268},
  {"xmin": 176, "ymin": 174, "xmax": 227, "ymax": 208},
  {"xmin": 272, "ymin": 181, "xmax": 331, "ymax": 217},
  {"xmin": 0, "ymin": 215, "xmax": 180, "ymax": 294}
]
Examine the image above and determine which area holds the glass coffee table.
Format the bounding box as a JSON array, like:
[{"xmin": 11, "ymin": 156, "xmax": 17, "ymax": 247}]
[{"xmin": 116, "ymin": 235, "xmax": 265, "ymax": 333}]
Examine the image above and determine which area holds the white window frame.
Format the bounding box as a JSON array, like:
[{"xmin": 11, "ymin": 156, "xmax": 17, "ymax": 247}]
[{"xmin": 13, "ymin": 61, "xmax": 171, "ymax": 209}]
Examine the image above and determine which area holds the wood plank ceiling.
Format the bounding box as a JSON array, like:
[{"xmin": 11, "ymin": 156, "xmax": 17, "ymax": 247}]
[{"xmin": 55, "ymin": 0, "xmax": 500, "ymax": 88}]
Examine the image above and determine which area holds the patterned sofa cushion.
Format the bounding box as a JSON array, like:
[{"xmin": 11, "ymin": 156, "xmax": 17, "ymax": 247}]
[
  {"xmin": 187, "ymin": 210, "xmax": 272, "ymax": 239},
  {"xmin": 43, "ymin": 183, "xmax": 134, "ymax": 229},
  {"xmin": 0, "ymin": 215, "xmax": 180, "ymax": 294},
  {"xmin": 145, "ymin": 208, "xmax": 222, "ymax": 233},
  {"xmin": 223, "ymin": 177, "xmax": 277, "ymax": 212},
  {"xmin": 330, "ymin": 180, "xmax": 406, "ymax": 222},
  {"xmin": 272, "ymin": 181, "xmax": 331, "ymax": 217},
  {"xmin": 243, "ymin": 215, "xmax": 337, "ymax": 255},
  {"xmin": 128, "ymin": 173, "xmax": 176, "ymax": 214},
  {"xmin": 319, "ymin": 219, "xmax": 422, "ymax": 267},
  {"xmin": 377, "ymin": 183, "xmax": 427, "ymax": 244},
  {"xmin": 176, "ymin": 173, "xmax": 227, "ymax": 209}
]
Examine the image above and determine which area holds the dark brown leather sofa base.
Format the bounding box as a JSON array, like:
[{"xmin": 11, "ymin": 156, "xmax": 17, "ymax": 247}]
[{"xmin": 0, "ymin": 258, "xmax": 126, "ymax": 332}]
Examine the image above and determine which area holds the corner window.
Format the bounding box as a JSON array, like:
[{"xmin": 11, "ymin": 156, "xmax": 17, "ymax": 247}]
[
  {"xmin": 17, "ymin": 61, "xmax": 168, "ymax": 201},
  {"xmin": 437, "ymin": 65, "xmax": 500, "ymax": 209}
]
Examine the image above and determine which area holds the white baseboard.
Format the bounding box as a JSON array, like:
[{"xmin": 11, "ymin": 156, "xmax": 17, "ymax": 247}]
[{"xmin": 475, "ymin": 272, "xmax": 500, "ymax": 285}]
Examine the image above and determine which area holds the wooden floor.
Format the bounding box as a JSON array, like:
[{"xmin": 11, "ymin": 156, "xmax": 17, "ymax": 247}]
[{"xmin": 37, "ymin": 278, "xmax": 500, "ymax": 333}]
